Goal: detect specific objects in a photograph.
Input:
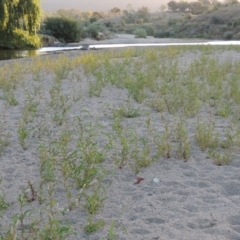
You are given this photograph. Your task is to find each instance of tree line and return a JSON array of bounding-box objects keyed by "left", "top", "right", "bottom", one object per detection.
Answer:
[{"left": 167, "top": 0, "right": 238, "bottom": 14}]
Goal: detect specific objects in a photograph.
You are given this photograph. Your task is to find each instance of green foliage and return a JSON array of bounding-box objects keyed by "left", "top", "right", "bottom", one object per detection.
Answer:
[
  {"left": 167, "top": 0, "right": 178, "bottom": 11},
  {"left": 168, "top": 18, "right": 178, "bottom": 26},
  {"left": 223, "top": 31, "right": 233, "bottom": 40},
  {"left": 85, "top": 22, "right": 106, "bottom": 39},
  {"left": 11, "top": 29, "right": 40, "bottom": 49},
  {"left": 134, "top": 28, "right": 147, "bottom": 38},
  {"left": 122, "top": 5, "right": 137, "bottom": 24},
  {"left": 85, "top": 23, "right": 99, "bottom": 38},
  {"left": 0, "top": 179, "right": 9, "bottom": 212},
  {"left": 89, "top": 17, "right": 97, "bottom": 23},
  {"left": 136, "top": 6, "right": 150, "bottom": 23},
  {"left": 84, "top": 218, "right": 105, "bottom": 233},
  {"left": 0, "top": 0, "right": 41, "bottom": 49},
  {"left": 44, "top": 17, "right": 82, "bottom": 42},
  {"left": 155, "top": 31, "right": 171, "bottom": 38},
  {"left": 141, "top": 25, "right": 155, "bottom": 36},
  {"left": 211, "top": 15, "right": 224, "bottom": 24}
]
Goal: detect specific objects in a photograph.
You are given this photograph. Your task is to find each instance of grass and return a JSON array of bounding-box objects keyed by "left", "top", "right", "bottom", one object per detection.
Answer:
[{"left": 0, "top": 45, "right": 240, "bottom": 238}]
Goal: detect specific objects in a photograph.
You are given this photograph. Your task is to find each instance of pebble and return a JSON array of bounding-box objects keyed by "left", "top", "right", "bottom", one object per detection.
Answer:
[{"left": 153, "top": 178, "right": 160, "bottom": 183}]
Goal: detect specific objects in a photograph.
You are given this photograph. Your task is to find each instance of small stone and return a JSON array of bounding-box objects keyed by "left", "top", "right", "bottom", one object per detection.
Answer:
[{"left": 153, "top": 178, "right": 160, "bottom": 183}]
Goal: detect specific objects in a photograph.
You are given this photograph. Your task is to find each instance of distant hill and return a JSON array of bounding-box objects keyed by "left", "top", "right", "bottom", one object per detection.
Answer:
[
  {"left": 168, "top": 3, "right": 240, "bottom": 39},
  {"left": 98, "top": 3, "right": 240, "bottom": 40}
]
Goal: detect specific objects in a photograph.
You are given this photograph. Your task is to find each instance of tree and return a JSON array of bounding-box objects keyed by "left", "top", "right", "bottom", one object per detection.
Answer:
[
  {"left": 159, "top": 4, "right": 167, "bottom": 12},
  {"left": 178, "top": 1, "right": 189, "bottom": 12},
  {"left": 167, "top": 1, "right": 178, "bottom": 11},
  {"left": 137, "top": 6, "right": 150, "bottom": 22},
  {"left": 0, "top": 0, "right": 41, "bottom": 48},
  {"left": 92, "top": 11, "right": 103, "bottom": 19},
  {"left": 0, "top": 0, "right": 41, "bottom": 34},
  {"left": 122, "top": 4, "right": 137, "bottom": 23},
  {"left": 189, "top": 1, "right": 206, "bottom": 14},
  {"left": 109, "top": 7, "right": 121, "bottom": 16}
]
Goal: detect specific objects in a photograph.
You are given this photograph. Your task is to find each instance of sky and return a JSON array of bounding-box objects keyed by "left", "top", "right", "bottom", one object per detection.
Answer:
[{"left": 40, "top": 0, "right": 166, "bottom": 12}]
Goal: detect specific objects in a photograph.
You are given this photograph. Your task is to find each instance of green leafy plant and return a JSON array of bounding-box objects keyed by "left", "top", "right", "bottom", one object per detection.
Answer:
[
  {"left": 18, "top": 121, "right": 29, "bottom": 150},
  {"left": 175, "top": 118, "right": 191, "bottom": 161},
  {"left": 208, "top": 149, "right": 231, "bottom": 166},
  {"left": 0, "top": 179, "right": 9, "bottom": 212},
  {"left": 108, "top": 220, "right": 117, "bottom": 240},
  {"left": 195, "top": 118, "right": 219, "bottom": 151},
  {"left": 84, "top": 218, "right": 105, "bottom": 234}
]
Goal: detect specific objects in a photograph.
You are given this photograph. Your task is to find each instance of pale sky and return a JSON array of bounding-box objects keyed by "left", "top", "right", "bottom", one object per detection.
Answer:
[{"left": 40, "top": 0, "right": 167, "bottom": 12}]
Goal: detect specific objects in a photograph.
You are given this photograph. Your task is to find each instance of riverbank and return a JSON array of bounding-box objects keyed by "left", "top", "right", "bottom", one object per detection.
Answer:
[{"left": 1, "top": 46, "right": 240, "bottom": 239}]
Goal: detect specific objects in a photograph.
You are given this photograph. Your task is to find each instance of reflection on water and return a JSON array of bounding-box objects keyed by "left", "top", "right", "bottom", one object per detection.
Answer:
[
  {"left": 0, "top": 49, "right": 37, "bottom": 61},
  {"left": 1, "top": 40, "right": 240, "bottom": 61}
]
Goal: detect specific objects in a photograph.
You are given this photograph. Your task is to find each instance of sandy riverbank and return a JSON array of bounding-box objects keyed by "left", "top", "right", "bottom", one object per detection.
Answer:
[{"left": 0, "top": 46, "right": 240, "bottom": 240}]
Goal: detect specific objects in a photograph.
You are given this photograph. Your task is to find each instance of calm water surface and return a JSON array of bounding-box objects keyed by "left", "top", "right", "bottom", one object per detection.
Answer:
[{"left": 0, "top": 49, "right": 38, "bottom": 61}]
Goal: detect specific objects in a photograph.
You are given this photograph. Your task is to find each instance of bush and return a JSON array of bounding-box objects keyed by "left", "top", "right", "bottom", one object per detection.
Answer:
[
  {"left": 168, "top": 18, "right": 178, "bottom": 26},
  {"left": 104, "top": 22, "right": 113, "bottom": 28},
  {"left": 85, "top": 23, "right": 106, "bottom": 39},
  {"left": 232, "top": 18, "right": 240, "bottom": 27},
  {"left": 44, "top": 17, "right": 82, "bottom": 42},
  {"left": 223, "top": 31, "right": 233, "bottom": 40},
  {"left": 154, "top": 31, "right": 170, "bottom": 38},
  {"left": 184, "top": 13, "right": 193, "bottom": 21},
  {"left": 125, "top": 28, "right": 135, "bottom": 34},
  {"left": 89, "top": 17, "right": 97, "bottom": 23},
  {"left": 141, "top": 25, "right": 155, "bottom": 36},
  {"left": 210, "top": 16, "right": 224, "bottom": 24},
  {"left": 134, "top": 28, "right": 147, "bottom": 38},
  {"left": 233, "top": 32, "right": 240, "bottom": 40}
]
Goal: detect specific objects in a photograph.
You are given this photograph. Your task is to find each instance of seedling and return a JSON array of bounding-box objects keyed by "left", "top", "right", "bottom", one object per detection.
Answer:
[
  {"left": 18, "top": 121, "right": 29, "bottom": 150},
  {"left": 108, "top": 220, "right": 117, "bottom": 240},
  {"left": 84, "top": 218, "right": 105, "bottom": 234},
  {"left": 208, "top": 149, "right": 231, "bottom": 166},
  {"left": 174, "top": 118, "right": 191, "bottom": 161},
  {"left": 195, "top": 118, "right": 219, "bottom": 151}
]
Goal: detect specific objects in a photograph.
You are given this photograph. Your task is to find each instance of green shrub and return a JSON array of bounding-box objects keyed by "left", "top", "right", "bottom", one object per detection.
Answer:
[
  {"left": 223, "top": 31, "right": 233, "bottom": 40},
  {"left": 89, "top": 17, "right": 97, "bottom": 23},
  {"left": 134, "top": 28, "right": 147, "bottom": 38},
  {"left": 185, "top": 13, "right": 193, "bottom": 20},
  {"left": 141, "top": 25, "right": 155, "bottom": 36},
  {"left": 125, "top": 28, "right": 135, "bottom": 34},
  {"left": 137, "top": 18, "right": 144, "bottom": 24},
  {"left": 168, "top": 18, "right": 178, "bottom": 26},
  {"left": 44, "top": 17, "right": 82, "bottom": 42},
  {"left": 232, "top": 18, "right": 240, "bottom": 27},
  {"left": 233, "top": 32, "right": 240, "bottom": 40},
  {"left": 104, "top": 22, "right": 113, "bottom": 28},
  {"left": 85, "top": 24, "right": 98, "bottom": 38},
  {"left": 210, "top": 16, "right": 224, "bottom": 24},
  {"left": 85, "top": 23, "right": 106, "bottom": 39},
  {"left": 155, "top": 31, "right": 170, "bottom": 38}
]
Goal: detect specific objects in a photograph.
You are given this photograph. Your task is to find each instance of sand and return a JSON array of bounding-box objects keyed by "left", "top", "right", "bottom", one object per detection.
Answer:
[{"left": 0, "top": 46, "right": 240, "bottom": 240}]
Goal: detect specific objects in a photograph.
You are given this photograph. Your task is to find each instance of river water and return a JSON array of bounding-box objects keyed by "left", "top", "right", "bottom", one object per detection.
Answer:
[{"left": 1, "top": 40, "right": 240, "bottom": 61}]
